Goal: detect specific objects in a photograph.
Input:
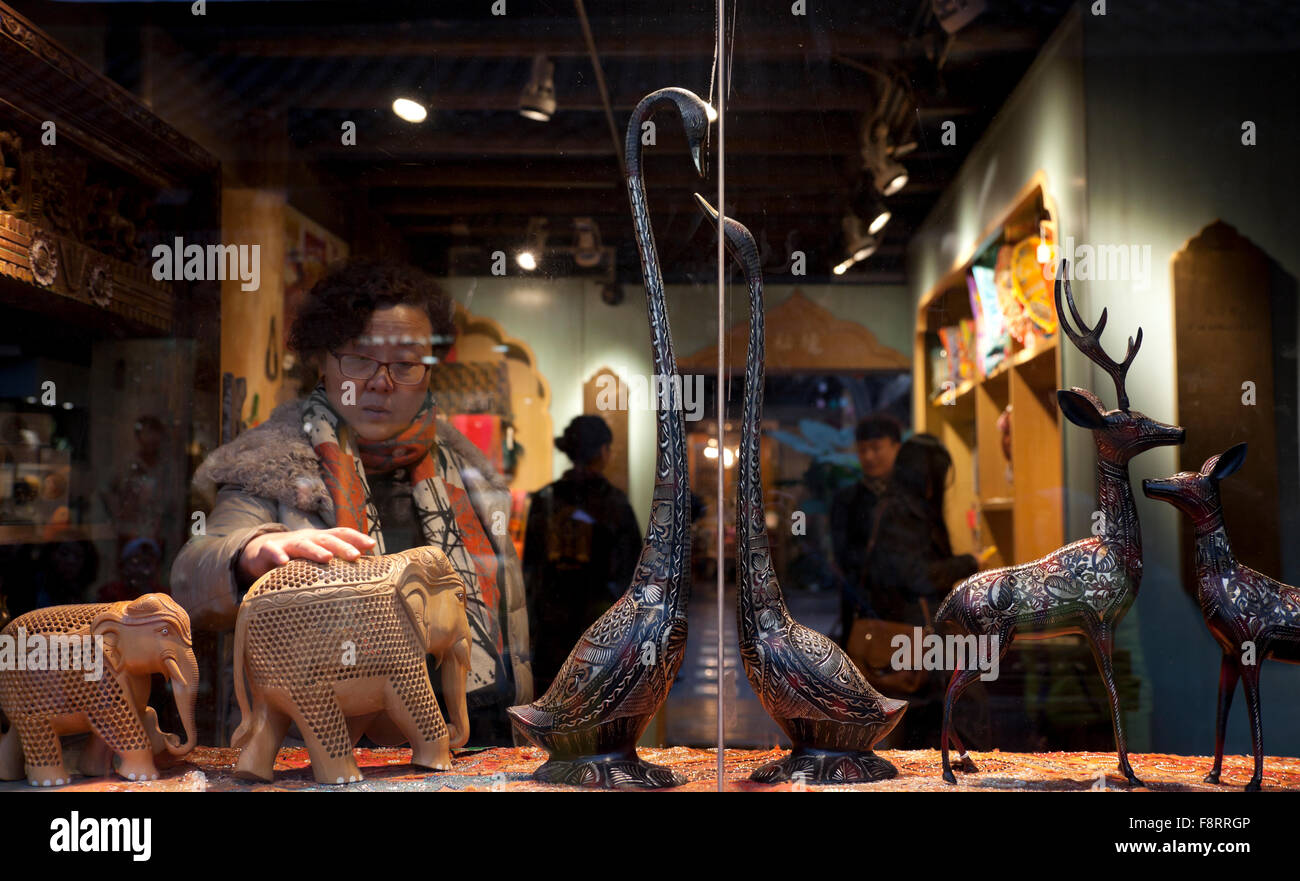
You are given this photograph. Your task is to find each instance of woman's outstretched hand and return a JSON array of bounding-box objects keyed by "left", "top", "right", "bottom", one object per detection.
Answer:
[{"left": 238, "top": 527, "right": 376, "bottom": 585}]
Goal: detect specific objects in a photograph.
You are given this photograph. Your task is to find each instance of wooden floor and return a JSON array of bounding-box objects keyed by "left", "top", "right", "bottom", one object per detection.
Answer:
[{"left": 4, "top": 746, "right": 1296, "bottom": 791}]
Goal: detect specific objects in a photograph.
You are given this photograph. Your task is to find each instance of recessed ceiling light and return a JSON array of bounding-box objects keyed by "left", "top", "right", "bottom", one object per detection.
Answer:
[{"left": 392, "top": 98, "right": 427, "bottom": 123}]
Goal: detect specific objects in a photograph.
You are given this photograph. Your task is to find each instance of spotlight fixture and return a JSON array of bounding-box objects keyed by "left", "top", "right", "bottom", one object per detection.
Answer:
[
  {"left": 834, "top": 215, "right": 880, "bottom": 276},
  {"left": 850, "top": 180, "right": 891, "bottom": 236},
  {"left": 519, "top": 55, "right": 557, "bottom": 122},
  {"left": 864, "top": 119, "right": 908, "bottom": 196},
  {"left": 392, "top": 97, "right": 427, "bottom": 124},
  {"left": 516, "top": 216, "right": 549, "bottom": 272},
  {"left": 933, "top": 0, "right": 987, "bottom": 34},
  {"left": 572, "top": 217, "right": 604, "bottom": 269}
]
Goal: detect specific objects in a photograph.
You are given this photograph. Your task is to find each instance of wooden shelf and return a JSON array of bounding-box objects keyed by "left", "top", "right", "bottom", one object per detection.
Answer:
[{"left": 914, "top": 174, "right": 1065, "bottom": 569}]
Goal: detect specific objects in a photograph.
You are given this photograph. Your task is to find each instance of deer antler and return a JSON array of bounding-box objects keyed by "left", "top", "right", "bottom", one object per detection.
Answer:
[{"left": 1054, "top": 259, "right": 1143, "bottom": 411}]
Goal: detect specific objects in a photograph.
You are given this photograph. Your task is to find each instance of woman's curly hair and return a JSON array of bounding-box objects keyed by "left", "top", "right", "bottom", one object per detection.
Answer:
[{"left": 288, "top": 259, "right": 456, "bottom": 358}]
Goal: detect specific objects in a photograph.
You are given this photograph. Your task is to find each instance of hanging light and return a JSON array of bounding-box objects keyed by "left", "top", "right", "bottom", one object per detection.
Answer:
[
  {"left": 516, "top": 217, "right": 548, "bottom": 272},
  {"left": 834, "top": 215, "right": 880, "bottom": 276},
  {"left": 392, "top": 97, "right": 427, "bottom": 123},
  {"left": 519, "top": 55, "right": 557, "bottom": 122},
  {"left": 850, "top": 179, "right": 891, "bottom": 237}
]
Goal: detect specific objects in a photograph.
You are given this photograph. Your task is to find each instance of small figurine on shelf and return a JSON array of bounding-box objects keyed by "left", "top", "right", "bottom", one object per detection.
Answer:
[
  {"left": 996, "top": 404, "right": 1013, "bottom": 486},
  {"left": 1143, "top": 443, "right": 1300, "bottom": 791},
  {"left": 0, "top": 594, "right": 198, "bottom": 786},
  {"left": 231, "top": 547, "right": 471, "bottom": 784}
]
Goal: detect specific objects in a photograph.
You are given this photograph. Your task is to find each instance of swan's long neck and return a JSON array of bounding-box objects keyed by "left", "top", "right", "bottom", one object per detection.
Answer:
[
  {"left": 735, "top": 247, "right": 789, "bottom": 630},
  {"left": 626, "top": 103, "right": 690, "bottom": 616}
]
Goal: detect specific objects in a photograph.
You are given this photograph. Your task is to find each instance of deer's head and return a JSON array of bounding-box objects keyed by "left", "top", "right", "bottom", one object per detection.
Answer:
[
  {"left": 1055, "top": 261, "right": 1185, "bottom": 462},
  {"left": 1142, "top": 442, "right": 1247, "bottom": 523}
]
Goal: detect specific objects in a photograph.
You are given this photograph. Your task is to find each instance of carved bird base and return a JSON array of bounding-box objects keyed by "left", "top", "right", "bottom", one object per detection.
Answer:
[
  {"left": 530, "top": 749, "right": 687, "bottom": 789},
  {"left": 750, "top": 747, "right": 898, "bottom": 785}
]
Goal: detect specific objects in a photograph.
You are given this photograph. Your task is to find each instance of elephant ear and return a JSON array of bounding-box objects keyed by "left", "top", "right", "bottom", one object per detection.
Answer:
[
  {"left": 90, "top": 611, "right": 125, "bottom": 673},
  {"left": 397, "top": 575, "right": 430, "bottom": 640}
]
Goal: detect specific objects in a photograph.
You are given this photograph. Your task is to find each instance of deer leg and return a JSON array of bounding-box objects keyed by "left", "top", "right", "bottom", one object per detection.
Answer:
[
  {"left": 1239, "top": 660, "right": 1264, "bottom": 791},
  {"left": 1204, "top": 653, "right": 1238, "bottom": 785},
  {"left": 1086, "top": 628, "right": 1142, "bottom": 787},
  {"left": 941, "top": 668, "right": 983, "bottom": 784}
]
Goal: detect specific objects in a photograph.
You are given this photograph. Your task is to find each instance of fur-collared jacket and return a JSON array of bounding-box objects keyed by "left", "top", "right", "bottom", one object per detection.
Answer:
[{"left": 170, "top": 399, "right": 532, "bottom": 708}]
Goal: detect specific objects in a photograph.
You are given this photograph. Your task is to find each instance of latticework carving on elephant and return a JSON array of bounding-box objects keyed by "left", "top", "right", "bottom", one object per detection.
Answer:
[
  {"left": 231, "top": 546, "right": 471, "bottom": 785},
  {"left": 0, "top": 594, "right": 199, "bottom": 786}
]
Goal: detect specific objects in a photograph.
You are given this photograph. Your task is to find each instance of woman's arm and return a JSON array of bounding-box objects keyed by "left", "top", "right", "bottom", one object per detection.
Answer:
[
  {"left": 169, "top": 486, "right": 373, "bottom": 631},
  {"left": 169, "top": 486, "right": 287, "bottom": 631}
]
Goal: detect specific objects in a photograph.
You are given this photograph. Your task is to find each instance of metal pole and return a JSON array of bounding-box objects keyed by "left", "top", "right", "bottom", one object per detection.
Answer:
[{"left": 715, "top": 0, "right": 726, "bottom": 793}]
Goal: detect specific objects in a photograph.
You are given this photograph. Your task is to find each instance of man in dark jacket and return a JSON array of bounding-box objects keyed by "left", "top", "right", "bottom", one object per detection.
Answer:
[
  {"left": 524, "top": 416, "right": 641, "bottom": 696},
  {"left": 830, "top": 414, "right": 902, "bottom": 647}
]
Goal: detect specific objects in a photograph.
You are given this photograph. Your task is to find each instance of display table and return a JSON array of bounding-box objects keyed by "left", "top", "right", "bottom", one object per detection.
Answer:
[{"left": 4, "top": 746, "right": 1298, "bottom": 791}]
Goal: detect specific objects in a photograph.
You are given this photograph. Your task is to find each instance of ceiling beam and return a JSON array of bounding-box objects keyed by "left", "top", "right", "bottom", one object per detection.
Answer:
[{"left": 214, "top": 20, "right": 1046, "bottom": 61}]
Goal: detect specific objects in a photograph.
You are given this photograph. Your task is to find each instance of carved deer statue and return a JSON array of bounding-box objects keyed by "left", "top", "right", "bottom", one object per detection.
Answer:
[
  {"left": 1143, "top": 443, "right": 1300, "bottom": 790},
  {"left": 934, "top": 262, "right": 1185, "bottom": 786}
]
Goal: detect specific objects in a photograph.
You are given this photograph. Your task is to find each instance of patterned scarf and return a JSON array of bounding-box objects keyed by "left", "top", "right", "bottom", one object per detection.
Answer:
[{"left": 302, "top": 384, "right": 504, "bottom": 695}]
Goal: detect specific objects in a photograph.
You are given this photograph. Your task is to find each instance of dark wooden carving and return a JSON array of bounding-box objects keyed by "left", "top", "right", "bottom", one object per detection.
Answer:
[
  {"left": 1144, "top": 444, "right": 1300, "bottom": 791},
  {"left": 507, "top": 89, "right": 708, "bottom": 788},
  {"left": 697, "top": 194, "right": 907, "bottom": 784},
  {"left": 935, "top": 263, "right": 1185, "bottom": 786},
  {"left": 0, "top": 2, "right": 217, "bottom": 334}
]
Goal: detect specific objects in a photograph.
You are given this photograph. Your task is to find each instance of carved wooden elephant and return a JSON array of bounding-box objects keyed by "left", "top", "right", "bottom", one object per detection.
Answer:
[
  {"left": 232, "top": 546, "right": 471, "bottom": 784},
  {"left": 0, "top": 594, "right": 199, "bottom": 786}
]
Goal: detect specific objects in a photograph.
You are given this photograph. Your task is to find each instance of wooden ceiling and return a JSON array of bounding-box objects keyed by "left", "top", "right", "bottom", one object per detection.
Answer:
[{"left": 17, "top": 0, "right": 1072, "bottom": 284}]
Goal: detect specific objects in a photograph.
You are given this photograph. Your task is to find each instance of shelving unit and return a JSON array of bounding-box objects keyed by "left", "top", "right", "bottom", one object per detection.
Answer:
[{"left": 912, "top": 176, "right": 1065, "bottom": 569}]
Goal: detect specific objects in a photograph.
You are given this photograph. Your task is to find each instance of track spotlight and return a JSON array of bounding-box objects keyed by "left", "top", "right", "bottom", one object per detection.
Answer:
[{"left": 520, "top": 55, "right": 557, "bottom": 122}]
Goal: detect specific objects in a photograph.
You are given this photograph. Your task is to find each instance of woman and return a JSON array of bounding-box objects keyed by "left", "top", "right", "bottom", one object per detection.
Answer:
[
  {"left": 862, "top": 433, "right": 980, "bottom": 748},
  {"left": 864, "top": 434, "right": 978, "bottom": 623},
  {"left": 523, "top": 416, "right": 641, "bottom": 696},
  {"left": 171, "top": 259, "right": 531, "bottom": 746}
]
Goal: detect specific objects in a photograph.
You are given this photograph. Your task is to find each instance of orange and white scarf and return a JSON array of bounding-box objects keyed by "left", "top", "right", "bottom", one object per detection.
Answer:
[{"left": 302, "top": 384, "right": 504, "bottom": 694}]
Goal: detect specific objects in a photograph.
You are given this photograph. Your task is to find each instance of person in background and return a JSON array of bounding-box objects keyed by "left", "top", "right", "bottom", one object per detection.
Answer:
[
  {"left": 863, "top": 433, "right": 979, "bottom": 746},
  {"left": 171, "top": 258, "right": 531, "bottom": 746},
  {"left": 101, "top": 415, "right": 171, "bottom": 560},
  {"left": 14, "top": 529, "right": 100, "bottom": 615},
  {"left": 830, "top": 414, "right": 902, "bottom": 646},
  {"left": 524, "top": 415, "right": 641, "bottom": 696},
  {"left": 98, "top": 537, "right": 167, "bottom": 603}
]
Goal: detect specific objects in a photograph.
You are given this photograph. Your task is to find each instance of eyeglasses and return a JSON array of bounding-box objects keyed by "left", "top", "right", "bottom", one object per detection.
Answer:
[{"left": 331, "top": 352, "right": 431, "bottom": 386}]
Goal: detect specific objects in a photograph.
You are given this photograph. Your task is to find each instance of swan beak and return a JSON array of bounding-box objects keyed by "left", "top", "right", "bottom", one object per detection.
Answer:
[{"left": 693, "top": 193, "right": 719, "bottom": 226}]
